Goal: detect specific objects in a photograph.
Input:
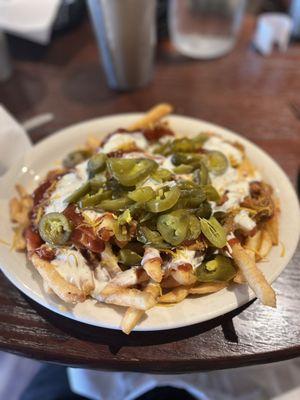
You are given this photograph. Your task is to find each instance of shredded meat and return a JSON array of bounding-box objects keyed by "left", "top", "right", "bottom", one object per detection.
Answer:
[{"left": 241, "top": 181, "right": 274, "bottom": 221}]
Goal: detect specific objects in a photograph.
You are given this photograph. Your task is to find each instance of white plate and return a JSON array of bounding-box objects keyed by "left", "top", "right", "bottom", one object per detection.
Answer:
[{"left": 0, "top": 114, "right": 299, "bottom": 331}]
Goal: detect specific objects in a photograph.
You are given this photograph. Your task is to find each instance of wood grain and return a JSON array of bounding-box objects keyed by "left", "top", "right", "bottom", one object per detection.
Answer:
[{"left": 0, "top": 16, "right": 299, "bottom": 372}]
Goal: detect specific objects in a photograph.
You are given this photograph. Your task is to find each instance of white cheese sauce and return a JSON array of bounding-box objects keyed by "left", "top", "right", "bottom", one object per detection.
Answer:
[
  {"left": 161, "top": 156, "right": 174, "bottom": 171},
  {"left": 92, "top": 266, "right": 111, "bottom": 299},
  {"left": 45, "top": 160, "right": 89, "bottom": 214},
  {"left": 203, "top": 136, "right": 243, "bottom": 165},
  {"left": 82, "top": 210, "right": 105, "bottom": 224},
  {"left": 234, "top": 209, "right": 256, "bottom": 232},
  {"left": 52, "top": 248, "right": 94, "bottom": 290},
  {"left": 163, "top": 249, "right": 204, "bottom": 271},
  {"left": 101, "top": 132, "right": 148, "bottom": 154},
  {"left": 203, "top": 136, "right": 261, "bottom": 213}
]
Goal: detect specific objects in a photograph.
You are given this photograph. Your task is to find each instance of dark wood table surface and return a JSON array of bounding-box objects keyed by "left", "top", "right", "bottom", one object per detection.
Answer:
[{"left": 0, "top": 16, "right": 299, "bottom": 373}]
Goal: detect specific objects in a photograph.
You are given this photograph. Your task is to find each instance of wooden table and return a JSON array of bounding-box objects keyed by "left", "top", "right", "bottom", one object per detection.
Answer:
[{"left": 0, "top": 16, "right": 299, "bottom": 373}]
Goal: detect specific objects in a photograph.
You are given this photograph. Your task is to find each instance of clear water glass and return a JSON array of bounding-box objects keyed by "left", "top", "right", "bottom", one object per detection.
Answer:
[{"left": 169, "top": 0, "right": 246, "bottom": 59}]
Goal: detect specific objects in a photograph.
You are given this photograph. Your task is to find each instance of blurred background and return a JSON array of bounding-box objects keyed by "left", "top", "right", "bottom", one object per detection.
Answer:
[{"left": 0, "top": 0, "right": 300, "bottom": 400}]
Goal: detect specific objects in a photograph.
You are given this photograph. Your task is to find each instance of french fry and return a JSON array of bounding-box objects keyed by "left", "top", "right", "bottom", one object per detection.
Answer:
[
  {"left": 15, "top": 183, "right": 28, "bottom": 198},
  {"left": 170, "top": 265, "right": 197, "bottom": 286},
  {"left": 11, "top": 224, "right": 26, "bottom": 251},
  {"left": 245, "top": 231, "right": 262, "bottom": 261},
  {"left": 121, "top": 282, "right": 160, "bottom": 334},
  {"left": 128, "top": 103, "right": 173, "bottom": 131},
  {"left": 85, "top": 135, "right": 101, "bottom": 152},
  {"left": 141, "top": 247, "right": 163, "bottom": 282},
  {"left": 100, "top": 269, "right": 148, "bottom": 296},
  {"left": 189, "top": 282, "right": 227, "bottom": 294},
  {"left": 161, "top": 275, "right": 180, "bottom": 289},
  {"left": 103, "top": 288, "right": 157, "bottom": 310},
  {"left": 31, "top": 254, "right": 86, "bottom": 303},
  {"left": 233, "top": 270, "right": 246, "bottom": 284},
  {"left": 109, "top": 268, "right": 148, "bottom": 287},
  {"left": 100, "top": 243, "right": 122, "bottom": 277},
  {"left": 159, "top": 286, "right": 189, "bottom": 303},
  {"left": 258, "top": 230, "right": 272, "bottom": 259},
  {"left": 233, "top": 248, "right": 255, "bottom": 284},
  {"left": 265, "top": 198, "right": 279, "bottom": 245},
  {"left": 100, "top": 284, "right": 120, "bottom": 297},
  {"left": 232, "top": 243, "right": 276, "bottom": 307}
]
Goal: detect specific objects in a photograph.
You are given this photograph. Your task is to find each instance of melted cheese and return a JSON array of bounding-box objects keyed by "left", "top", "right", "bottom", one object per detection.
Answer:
[
  {"left": 161, "top": 156, "right": 174, "bottom": 171},
  {"left": 234, "top": 210, "right": 256, "bottom": 232},
  {"left": 210, "top": 166, "right": 261, "bottom": 212},
  {"left": 163, "top": 249, "right": 204, "bottom": 271},
  {"left": 52, "top": 249, "right": 94, "bottom": 289},
  {"left": 203, "top": 136, "right": 243, "bottom": 165},
  {"left": 102, "top": 133, "right": 148, "bottom": 153},
  {"left": 92, "top": 266, "right": 111, "bottom": 298},
  {"left": 45, "top": 160, "right": 89, "bottom": 214},
  {"left": 82, "top": 210, "right": 105, "bottom": 224}
]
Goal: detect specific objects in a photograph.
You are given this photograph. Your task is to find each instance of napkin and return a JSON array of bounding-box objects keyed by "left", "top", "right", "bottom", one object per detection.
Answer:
[
  {"left": 0, "top": 0, "right": 61, "bottom": 44},
  {"left": 68, "top": 358, "right": 300, "bottom": 400},
  {"left": 253, "top": 13, "right": 293, "bottom": 56},
  {"left": 0, "top": 105, "right": 31, "bottom": 177}
]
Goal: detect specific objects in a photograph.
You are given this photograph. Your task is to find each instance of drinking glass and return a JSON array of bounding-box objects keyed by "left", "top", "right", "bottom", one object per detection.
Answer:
[
  {"left": 169, "top": 0, "right": 246, "bottom": 59},
  {"left": 87, "top": 0, "right": 157, "bottom": 90}
]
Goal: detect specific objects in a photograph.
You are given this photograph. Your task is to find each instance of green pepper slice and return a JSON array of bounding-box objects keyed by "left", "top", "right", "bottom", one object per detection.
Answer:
[
  {"left": 97, "top": 197, "right": 133, "bottom": 211},
  {"left": 186, "top": 214, "right": 202, "bottom": 240},
  {"left": 200, "top": 217, "right": 227, "bottom": 248},
  {"left": 107, "top": 158, "right": 158, "bottom": 187},
  {"left": 192, "top": 133, "right": 209, "bottom": 147},
  {"left": 202, "top": 185, "right": 220, "bottom": 202},
  {"left": 128, "top": 186, "right": 156, "bottom": 203},
  {"left": 171, "top": 153, "right": 201, "bottom": 167},
  {"left": 206, "top": 151, "right": 228, "bottom": 175},
  {"left": 79, "top": 189, "right": 112, "bottom": 208},
  {"left": 63, "top": 149, "right": 92, "bottom": 169},
  {"left": 196, "top": 255, "right": 236, "bottom": 282},
  {"left": 147, "top": 187, "right": 180, "bottom": 213},
  {"left": 157, "top": 210, "right": 188, "bottom": 246},
  {"left": 151, "top": 168, "right": 173, "bottom": 182},
  {"left": 193, "top": 162, "right": 210, "bottom": 185},
  {"left": 119, "top": 249, "right": 142, "bottom": 267},
  {"left": 66, "top": 182, "right": 91, "bottom": 204},
  {"left": 195, "top": 201, "right": 212, "bottom": 219},
  {"left": 173, "top": 164, "right": 194, "bottom": 174},
  {"left": 89, "top": 176, "right": 106, "bottom": 192},
  {"left": 136, "top": 226, "right": 169, "bottom": 248},
  {"left": 39, "top": 212, "right": 71, "bottom": 246},
  {"left": 87, "top": 154, "right": 107, "bottom": 178}
]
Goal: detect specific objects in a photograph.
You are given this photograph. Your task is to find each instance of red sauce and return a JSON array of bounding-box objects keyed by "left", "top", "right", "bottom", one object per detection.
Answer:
[
  {"left": 228, "top": 238, "right": 239, "bottom": 247},
  {"left": 63, "top": 204, "right": 104, "bottom": 253},
  {"left": 63, "top": 204, "right": 83, "bottom": 226},
  {"left": 35, "top": 245, "right": 55, "bottom": 261},
  {"left": 178, "top": 263, "right": 193, "bottom": 272},
  {"left": 25, "top": 226, "right": 43, "bottom": 252},
  {"left": 142, "top": 126, "right": 174, "bottom": 141},
  {"left": 71, "top": 227, "right": 105, "bottom": 253},
  {"left": 33, "top": 180, "right": 53, "bottom": 206}
]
